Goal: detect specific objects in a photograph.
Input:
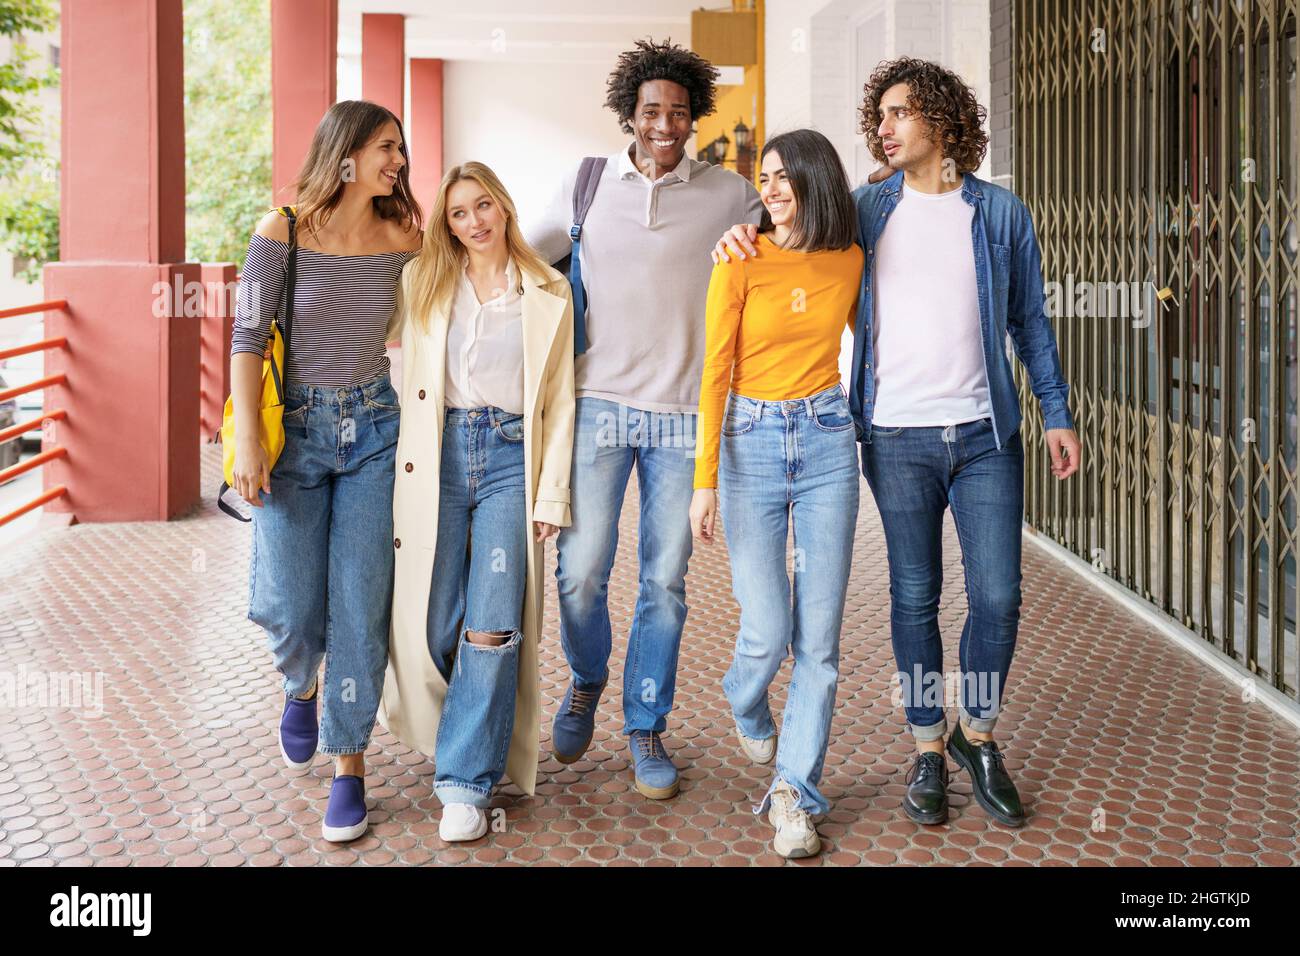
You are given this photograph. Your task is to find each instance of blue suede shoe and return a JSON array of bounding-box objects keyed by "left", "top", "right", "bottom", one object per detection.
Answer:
[
  {"left": 628, "top": 730, "right": 679, "bottom": 799},
  {"left": 322, "top": 774, "right": 368, "bottom": 843},
  {"left": 552, "top": 678, "right": 606, "bottom": 764},
  {"left": 278, "top": 690, "right": 318, "bottom": 775}
]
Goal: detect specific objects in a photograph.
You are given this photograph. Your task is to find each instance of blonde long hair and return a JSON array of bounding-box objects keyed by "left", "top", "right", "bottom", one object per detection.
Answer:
[
  {"left": 290, "top": 100, "right": 423, "bottom": 242},
  {"left": 406, "top": 162, "right": 552, "bottom": 331}
]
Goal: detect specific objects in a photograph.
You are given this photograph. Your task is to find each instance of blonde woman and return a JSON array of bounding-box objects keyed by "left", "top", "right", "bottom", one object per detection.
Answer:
[
  {"left": 229, "top": 101, "right": 423, "bottom": 843},
  {"left": 377, "top": 162, "right": 575, "bottom": 841}
]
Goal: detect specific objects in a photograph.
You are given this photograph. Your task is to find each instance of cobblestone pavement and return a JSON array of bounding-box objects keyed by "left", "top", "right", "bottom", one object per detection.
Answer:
[{"left": 1, "top": 445, "right": 1297, "bottom": 866}]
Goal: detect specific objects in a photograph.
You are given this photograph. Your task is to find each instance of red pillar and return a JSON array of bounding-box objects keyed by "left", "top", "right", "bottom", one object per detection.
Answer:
[
  {"left": 42, "top": 0, "right": 199, "bottom": 522},
  {"left": 200, "top": 263, "right": 236, "bottom": 443},
  {"left": 362, "top": 13, "right": 405, "bottom": 120},
  {"left": 409, "top": 58, "right": 444, "bottom": 217},
  {"left": 272, "top": 0, "right": 338, "bottom": 204}
]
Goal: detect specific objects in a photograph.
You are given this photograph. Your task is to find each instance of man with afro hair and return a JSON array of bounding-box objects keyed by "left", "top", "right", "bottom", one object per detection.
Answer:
[{"left": 526, "top": 38, "right": 764, "bottom": 801}]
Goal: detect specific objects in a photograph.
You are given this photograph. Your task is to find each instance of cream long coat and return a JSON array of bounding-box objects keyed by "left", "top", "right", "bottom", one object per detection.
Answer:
[{"left": 376, "top": 257, "right": 575, "bottom": 796}]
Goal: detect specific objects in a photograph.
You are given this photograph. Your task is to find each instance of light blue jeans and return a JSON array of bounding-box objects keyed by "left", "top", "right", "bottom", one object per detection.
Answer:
[
  {"left": 248, "top": 372, "right": 399, "bottom": 755},
  {"left": 429, "top": 406, "right": 528, "bottom": 809},
  {"left": 718, "top": 383, "right": 860, "bottom": 817},
  {"left": 555, "top": 396, "right": 697, "bottom": 734}
]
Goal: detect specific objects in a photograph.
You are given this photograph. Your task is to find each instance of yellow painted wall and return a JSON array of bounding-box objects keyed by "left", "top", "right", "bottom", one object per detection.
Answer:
[{"left": 693, "top": 0, "right": 764, "bottom": 187}]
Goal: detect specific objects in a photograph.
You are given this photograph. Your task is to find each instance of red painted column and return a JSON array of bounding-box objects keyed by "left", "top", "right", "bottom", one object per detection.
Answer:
[
  {"left": 409, "top": 57, "right": 444, "bottom": 217},
  {"left": 272, "top": 0, "right": 338, "bottom": 204},
  {"left": 362, "top": 13, "right": 405, "bottom": 120},
  {"left": 200, "top": 263, "right": 237, "bottom": 442},
  {"left": 42, "top": 0, "right": 199, "bottom": 522}
]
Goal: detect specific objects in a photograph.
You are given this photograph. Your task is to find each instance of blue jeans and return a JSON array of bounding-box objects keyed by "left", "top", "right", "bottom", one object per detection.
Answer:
[
  {"left": 718, "top": 383, "right": 859, "bottom": 817},
  {"left": 248, "top": 372, "right": 399, "bottom": 755},
  {"left": 429, "top": 407, "right": 528, "bottom": 808},
  {"left": 555, "top": 396, "right": 697, "bottom": 734},
  {"left": 859, "top": 417, "right": 1024, "bottom": 740}
]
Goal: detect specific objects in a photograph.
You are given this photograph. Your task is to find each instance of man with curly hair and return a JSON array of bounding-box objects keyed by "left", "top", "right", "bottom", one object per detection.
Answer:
[
  {"left": 525, "top": 39, "right": 764, "bottom": 800},
  {"left": 714, "top": 57, "right": 1080, "bottom": 828}
]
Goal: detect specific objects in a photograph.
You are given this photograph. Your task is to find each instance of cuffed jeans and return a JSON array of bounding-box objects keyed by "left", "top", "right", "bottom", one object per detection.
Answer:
[
  {"left": 428, "top": 407, "right": 528, "bottom": 809},
  {"left": 859, "top": 417, "right": 1024, "bottom": 740},
  {"left": 248, "top": 372, "right": 399, "bottom": 755},
  {"left": 719, "top": 383, "right": 859, "bottom": 817},
  {"left": 555, "top": 396, "right": 696, "bottom": 735}
]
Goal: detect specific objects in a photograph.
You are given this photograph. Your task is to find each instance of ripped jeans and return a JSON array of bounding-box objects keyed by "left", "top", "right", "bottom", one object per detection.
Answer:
[{"left": 428, "top": 406, "right": 528, "bottom": 809}]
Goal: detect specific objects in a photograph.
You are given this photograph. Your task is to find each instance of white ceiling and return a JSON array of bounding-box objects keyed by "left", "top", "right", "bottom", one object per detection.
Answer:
[{"left": 338, "top": 0, "right": 703, "bottom": 63}]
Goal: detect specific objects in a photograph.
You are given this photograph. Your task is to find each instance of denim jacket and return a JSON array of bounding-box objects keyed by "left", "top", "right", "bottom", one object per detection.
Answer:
[{"left": 848, "top": 169, "right": 1073, "bottom": 449}]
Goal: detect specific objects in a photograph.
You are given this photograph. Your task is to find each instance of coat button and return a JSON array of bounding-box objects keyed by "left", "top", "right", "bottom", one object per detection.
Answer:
[
  {"left": 418, "top": 389, "right": 426, "bottom": 399},
  {"left": 404, "top": 462, "right": 413, "bottom": 472},
  {"left": 394, "top": 537, "right": 401, "bottom": 548}
]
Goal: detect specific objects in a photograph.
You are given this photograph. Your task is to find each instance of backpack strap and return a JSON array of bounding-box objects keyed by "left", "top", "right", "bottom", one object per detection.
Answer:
[
  {"left": 275, "top": 205, "right": 298, "bottom": 392},
  {"left": 566, "top": 157, "right": 606, "bottom": 355}
]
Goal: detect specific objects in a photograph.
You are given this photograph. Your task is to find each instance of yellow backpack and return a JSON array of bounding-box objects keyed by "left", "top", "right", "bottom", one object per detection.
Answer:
[{"left": 218, "top": 205, "right": 297, "bottom": 521}]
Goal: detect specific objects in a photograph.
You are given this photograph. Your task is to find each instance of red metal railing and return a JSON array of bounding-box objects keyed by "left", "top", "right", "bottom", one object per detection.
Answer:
[{"left": 0, "top": 299, "right": 69, "bottom": 527}]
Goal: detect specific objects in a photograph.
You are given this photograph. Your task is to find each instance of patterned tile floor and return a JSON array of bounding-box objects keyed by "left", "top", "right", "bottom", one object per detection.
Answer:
[{"left": 1, "top": 444, "right": 1297, "bottom": 867}]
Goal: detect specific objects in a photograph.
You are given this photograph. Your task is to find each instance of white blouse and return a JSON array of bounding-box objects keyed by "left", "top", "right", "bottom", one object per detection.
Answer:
[{"left": 444, "top": 256, "right": 526, "bottom": 414}]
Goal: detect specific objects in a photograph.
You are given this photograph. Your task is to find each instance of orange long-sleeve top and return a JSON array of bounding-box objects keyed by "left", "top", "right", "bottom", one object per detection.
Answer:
[{"left": 695, "top": 233, "right": 864, "bottom": 489}]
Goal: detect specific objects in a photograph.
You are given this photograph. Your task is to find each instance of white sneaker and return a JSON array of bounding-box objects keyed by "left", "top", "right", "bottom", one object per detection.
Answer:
[
  {"left": 439, "top": 803, "right": 488, "bottom": 842},
  {"left": 736, "top": 722, "right": 776, "bottom": 764},
  {"left": 767, "top": 780, "right": 821, "bottom": 859}
]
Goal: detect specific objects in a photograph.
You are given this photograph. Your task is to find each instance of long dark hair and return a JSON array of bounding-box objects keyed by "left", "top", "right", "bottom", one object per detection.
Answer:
[
  {"left": 761, "top": 129, "right": 856, "bottom": 253},
  {"left": 289, "top": 100, "right": 424, "bottom": 241}
]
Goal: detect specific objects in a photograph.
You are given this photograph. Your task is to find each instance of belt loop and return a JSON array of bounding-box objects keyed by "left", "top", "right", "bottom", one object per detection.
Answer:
[{"left": 942, "top": 424, "right": 957, "bottom": 443}]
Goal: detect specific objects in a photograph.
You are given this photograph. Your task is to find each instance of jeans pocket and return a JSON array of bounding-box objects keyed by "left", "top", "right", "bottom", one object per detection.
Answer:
[
  {"left": 282, "top": 400, "right": 308, "bottom": 428},
  {"left": 811, "top": 398, "right": 854, "bottom": 433},
  {"left": 365, "top": 384, "right": 401, "bottom": 414},
  {"left": 870, "top": 424, "right": 906, "bottom": 438},
  {"left": 495, "top": 414, "right": 525, "bottom": 443},
  {"left": 722, "top": 403, "right": 755, "bottom": 437}
]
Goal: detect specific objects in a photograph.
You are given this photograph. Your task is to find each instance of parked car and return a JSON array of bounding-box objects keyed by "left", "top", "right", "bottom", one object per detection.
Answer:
[
  {"left": 0, "top": 373, "right": 19, "bottom": 475},
  {"left": 0, "top": 342, "right": 45, "bottom": 451}
]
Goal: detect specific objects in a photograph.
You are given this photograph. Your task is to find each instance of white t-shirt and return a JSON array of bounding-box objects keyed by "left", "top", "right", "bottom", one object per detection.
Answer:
[{"left": 870, "top": 181, "right": 992, "bottom": 428}]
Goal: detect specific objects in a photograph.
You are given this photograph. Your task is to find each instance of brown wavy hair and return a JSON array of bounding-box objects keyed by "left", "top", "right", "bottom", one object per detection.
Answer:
[
  {"left": 858, "top": 58, "right": 988, "bottom": 174},
  {"left": 289, "top": 100, "right": 423, "bottom": 242}
]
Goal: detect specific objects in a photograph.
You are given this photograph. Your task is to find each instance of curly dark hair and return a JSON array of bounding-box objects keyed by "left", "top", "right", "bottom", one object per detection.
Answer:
[
  {"left": 858, "top": 57, "right": 988, "bottom": 174},
  {"left": 604, "top": 38, "right": 719, "bottom": 134}
]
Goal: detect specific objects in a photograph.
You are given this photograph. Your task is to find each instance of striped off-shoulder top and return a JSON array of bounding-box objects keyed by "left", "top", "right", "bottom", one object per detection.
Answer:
[{"left": 230, "top": 233, "right": 418, "bottom": 387}]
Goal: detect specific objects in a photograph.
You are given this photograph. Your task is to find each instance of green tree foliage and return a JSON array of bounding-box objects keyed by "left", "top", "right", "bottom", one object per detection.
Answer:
[
  {"left": 184, "top": 0, "right": 271, "bottom": 267},
  {"left": 0, "top": 0, "right": 57, "bottom": 283}
]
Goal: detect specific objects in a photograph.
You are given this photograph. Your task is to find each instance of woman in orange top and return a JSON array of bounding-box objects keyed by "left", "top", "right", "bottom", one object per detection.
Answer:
[{"left": 689, "top": 128, "right": 863, "bottom": 859}]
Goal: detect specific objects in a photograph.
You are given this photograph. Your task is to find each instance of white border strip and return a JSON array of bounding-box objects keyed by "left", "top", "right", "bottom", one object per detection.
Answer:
[{"left": 1023, "top": 527, "right": 1300, "bottom": 732}]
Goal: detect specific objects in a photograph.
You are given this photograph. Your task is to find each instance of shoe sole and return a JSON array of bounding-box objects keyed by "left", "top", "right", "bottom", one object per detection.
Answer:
[
  {"left": 902, "top": 800, "right": 949, "bottom": 826},
  {"left": 279, "top": 736, "right": 316, "bottom": 776},
  {"left": 774, "top": 835, "right": 821, "bottom": 859},
  {"left": 737, "top": 728, "right": 776, "bottom": 765},
  {"left": 440, "top": 819, "right": 489, "bottom": 842},
  {"left": 321, "top": 818, "right": 368, "bottom": 843},
  {"left": 553, "top": 738, "right": 591, "bottom": 765},
  {"left": 947, "top": 747, "right": 1025, "bottom": 827},
  {"left": 633, "top": 774, "right": 680, "bottom": 800}
]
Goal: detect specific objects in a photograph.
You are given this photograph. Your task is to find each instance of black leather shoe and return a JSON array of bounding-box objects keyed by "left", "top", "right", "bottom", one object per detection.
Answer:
[
  {"left": 946, "top": 722, "right": 1025, "bottom": 827},
  {"left": 902, "top": 750, "right": 950, "bottom": 825}
]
